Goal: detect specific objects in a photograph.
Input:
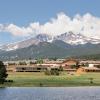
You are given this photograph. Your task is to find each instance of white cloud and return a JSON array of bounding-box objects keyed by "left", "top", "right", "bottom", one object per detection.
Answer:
[
  {"left": 0, "top": 12, "right": 100, "bottom": 38},
  {"left": 5, "top": 24, "right": 33, "bottom": 37}
]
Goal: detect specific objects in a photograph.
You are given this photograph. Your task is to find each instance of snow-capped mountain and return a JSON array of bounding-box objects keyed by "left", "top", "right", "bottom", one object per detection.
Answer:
[
  {"left": 35, "top": 34, "right": 53, "bottom": 42},
  {"left": 0, "top": 31, "right": 100, "bottom": 51},
  {"left": 0, "top": 34, "right": 52, "bottom": 51},
  {"left": 54, "top": 31, "right": 100, "bottom": 45}
]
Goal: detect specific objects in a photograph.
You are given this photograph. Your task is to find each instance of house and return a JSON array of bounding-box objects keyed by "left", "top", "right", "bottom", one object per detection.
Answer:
[
  {"left": 15, "top": 65, "right": 47, "bottom": 72},
  {"left": 61, "top": 59, "right": 78, "bottom": 69},
  {"left": 80, "top": 60, "right": 100, "bottom": 68}
]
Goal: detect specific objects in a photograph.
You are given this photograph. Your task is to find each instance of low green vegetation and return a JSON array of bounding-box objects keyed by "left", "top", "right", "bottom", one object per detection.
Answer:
[
  {"left": 45, "top": 68, "right": 60, "bottom": 76},
  {"left": 0, "top": 72, "right": 100, "bottom": 87}
]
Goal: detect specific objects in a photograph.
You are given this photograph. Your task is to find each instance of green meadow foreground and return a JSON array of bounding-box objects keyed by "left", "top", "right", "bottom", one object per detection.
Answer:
[{"left": 1, "top": 72, "right": 100, "bottom": 87}]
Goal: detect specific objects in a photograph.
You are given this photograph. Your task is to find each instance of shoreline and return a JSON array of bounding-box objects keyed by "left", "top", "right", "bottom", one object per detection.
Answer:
[{"left": 1, "top": 86, "right": 100, "bottom": 88}]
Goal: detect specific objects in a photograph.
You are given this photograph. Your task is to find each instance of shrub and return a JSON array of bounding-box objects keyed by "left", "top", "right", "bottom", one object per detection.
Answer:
[
  {"left": 45, "top": 68, "right": 60, "bottom": 76},
  {"left": 5, "top": 80, "right": 13, "bottom": 83},
  {"left": 44, "top": 70, "right": 51, "bottom": 75},
  {"left": 59, "top": 66, "right": 63, "bottom": 71},
  {"left": 50, "top": 70, "right": 59, "bottom": 76}
]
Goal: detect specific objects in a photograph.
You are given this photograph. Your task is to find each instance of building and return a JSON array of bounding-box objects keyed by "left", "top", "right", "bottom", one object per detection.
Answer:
[
  {"left": 15, "top": 65, "right": 47, "bottom": 72},
  {"left": 4, "top": 59, "right": 60, "bottom": 72},
  {"left": 5, "top": 59, "right": 100, "bottom": 73},
  {"left": 4, "top": 59, "right": 78, "bottom": 72},
  {"left": 80, "top": 60, "right": 100, "bottom": 68},
  {"left": 61, "top": 59, "right": 78, "bottom": 69}
]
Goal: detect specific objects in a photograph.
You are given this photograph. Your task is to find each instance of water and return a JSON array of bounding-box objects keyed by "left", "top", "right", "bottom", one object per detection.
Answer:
[{"left": 0, "top": 87, "right": 100, "bottom": 100}]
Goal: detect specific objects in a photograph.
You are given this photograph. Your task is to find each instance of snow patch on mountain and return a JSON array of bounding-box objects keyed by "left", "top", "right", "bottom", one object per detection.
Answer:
[
  {"left": 54, "top": 31, "right": 100, "bottom": 45},
  {"left": 1, "top": 31, "right": 100, "bottom": 51}
]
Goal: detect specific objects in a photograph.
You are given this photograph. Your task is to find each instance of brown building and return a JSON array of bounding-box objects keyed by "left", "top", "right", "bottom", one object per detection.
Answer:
[{"left": 61, "top": 59, "right": 78, "bottom": 69}]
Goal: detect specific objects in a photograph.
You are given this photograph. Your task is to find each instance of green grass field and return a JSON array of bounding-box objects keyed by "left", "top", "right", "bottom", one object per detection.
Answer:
[{"left": 1, "top": 71, "right": 100, "bottom": 87}]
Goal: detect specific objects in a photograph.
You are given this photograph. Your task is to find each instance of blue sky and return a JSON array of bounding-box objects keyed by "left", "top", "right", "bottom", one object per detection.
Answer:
[{"left": 0, "top": 0, "right": 100, "bottom": 45}]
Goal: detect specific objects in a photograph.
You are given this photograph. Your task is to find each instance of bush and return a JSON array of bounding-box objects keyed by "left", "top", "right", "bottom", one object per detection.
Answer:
[
  {"left": 59, "top": 66, "right": 63, "bottom": 71},
  {"left": 50, "top": 69, "right": 59, "bottom": 76},
  {"left": 45, "top": 68, "right": 60, "bottom": 76},
  {"left": 39, "top": 83, "right": 43, "bottom": 87},
  {"left": 44, "top": 70, "right": 51, "bottom": 75},
  {"left": 5, "top": 80, "right": 14, "bottom": 83},
  {"left": 19, "top": 62, "right": 27, "bottom": 65},
  {"left": 7, "top": 80, "right": 14, "bottom": 83}
]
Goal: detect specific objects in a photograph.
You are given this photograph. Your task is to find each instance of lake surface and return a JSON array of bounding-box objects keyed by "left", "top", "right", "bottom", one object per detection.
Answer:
[{"left": 0, "top": 87, "right": 100, "bottom": 100}]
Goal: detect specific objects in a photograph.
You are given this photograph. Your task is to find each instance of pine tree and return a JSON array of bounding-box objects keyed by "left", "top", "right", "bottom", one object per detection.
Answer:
[{"left": 0, "top": 61, "right": 8, "bottom": 84}]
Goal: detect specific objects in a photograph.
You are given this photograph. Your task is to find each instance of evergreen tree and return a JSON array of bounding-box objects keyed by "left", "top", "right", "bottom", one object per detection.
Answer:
[{"left": 0, "top": 61, "right": 8, "bottom": 84}]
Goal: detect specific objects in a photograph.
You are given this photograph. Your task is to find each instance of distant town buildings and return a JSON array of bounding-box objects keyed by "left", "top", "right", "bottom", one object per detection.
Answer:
[{"left": 3, "top": 58, "right": 100, "bottom": 72}]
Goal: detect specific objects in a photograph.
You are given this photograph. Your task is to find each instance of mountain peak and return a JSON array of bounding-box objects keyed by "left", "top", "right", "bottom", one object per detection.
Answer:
[
  {"left": 54, "top": 31, "right": 100, "bottom": 45},
  {"left": 1, "top": 31, "right": 100, "bottom": 51},
  {"left": 36, "top": 34, "right": 52, "bottom": 42}
]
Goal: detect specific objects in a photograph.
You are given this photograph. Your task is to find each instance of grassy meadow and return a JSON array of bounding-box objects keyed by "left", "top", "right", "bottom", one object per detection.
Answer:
[{"left": 0, "top": 71, "right": 100, "bottom": 87}]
